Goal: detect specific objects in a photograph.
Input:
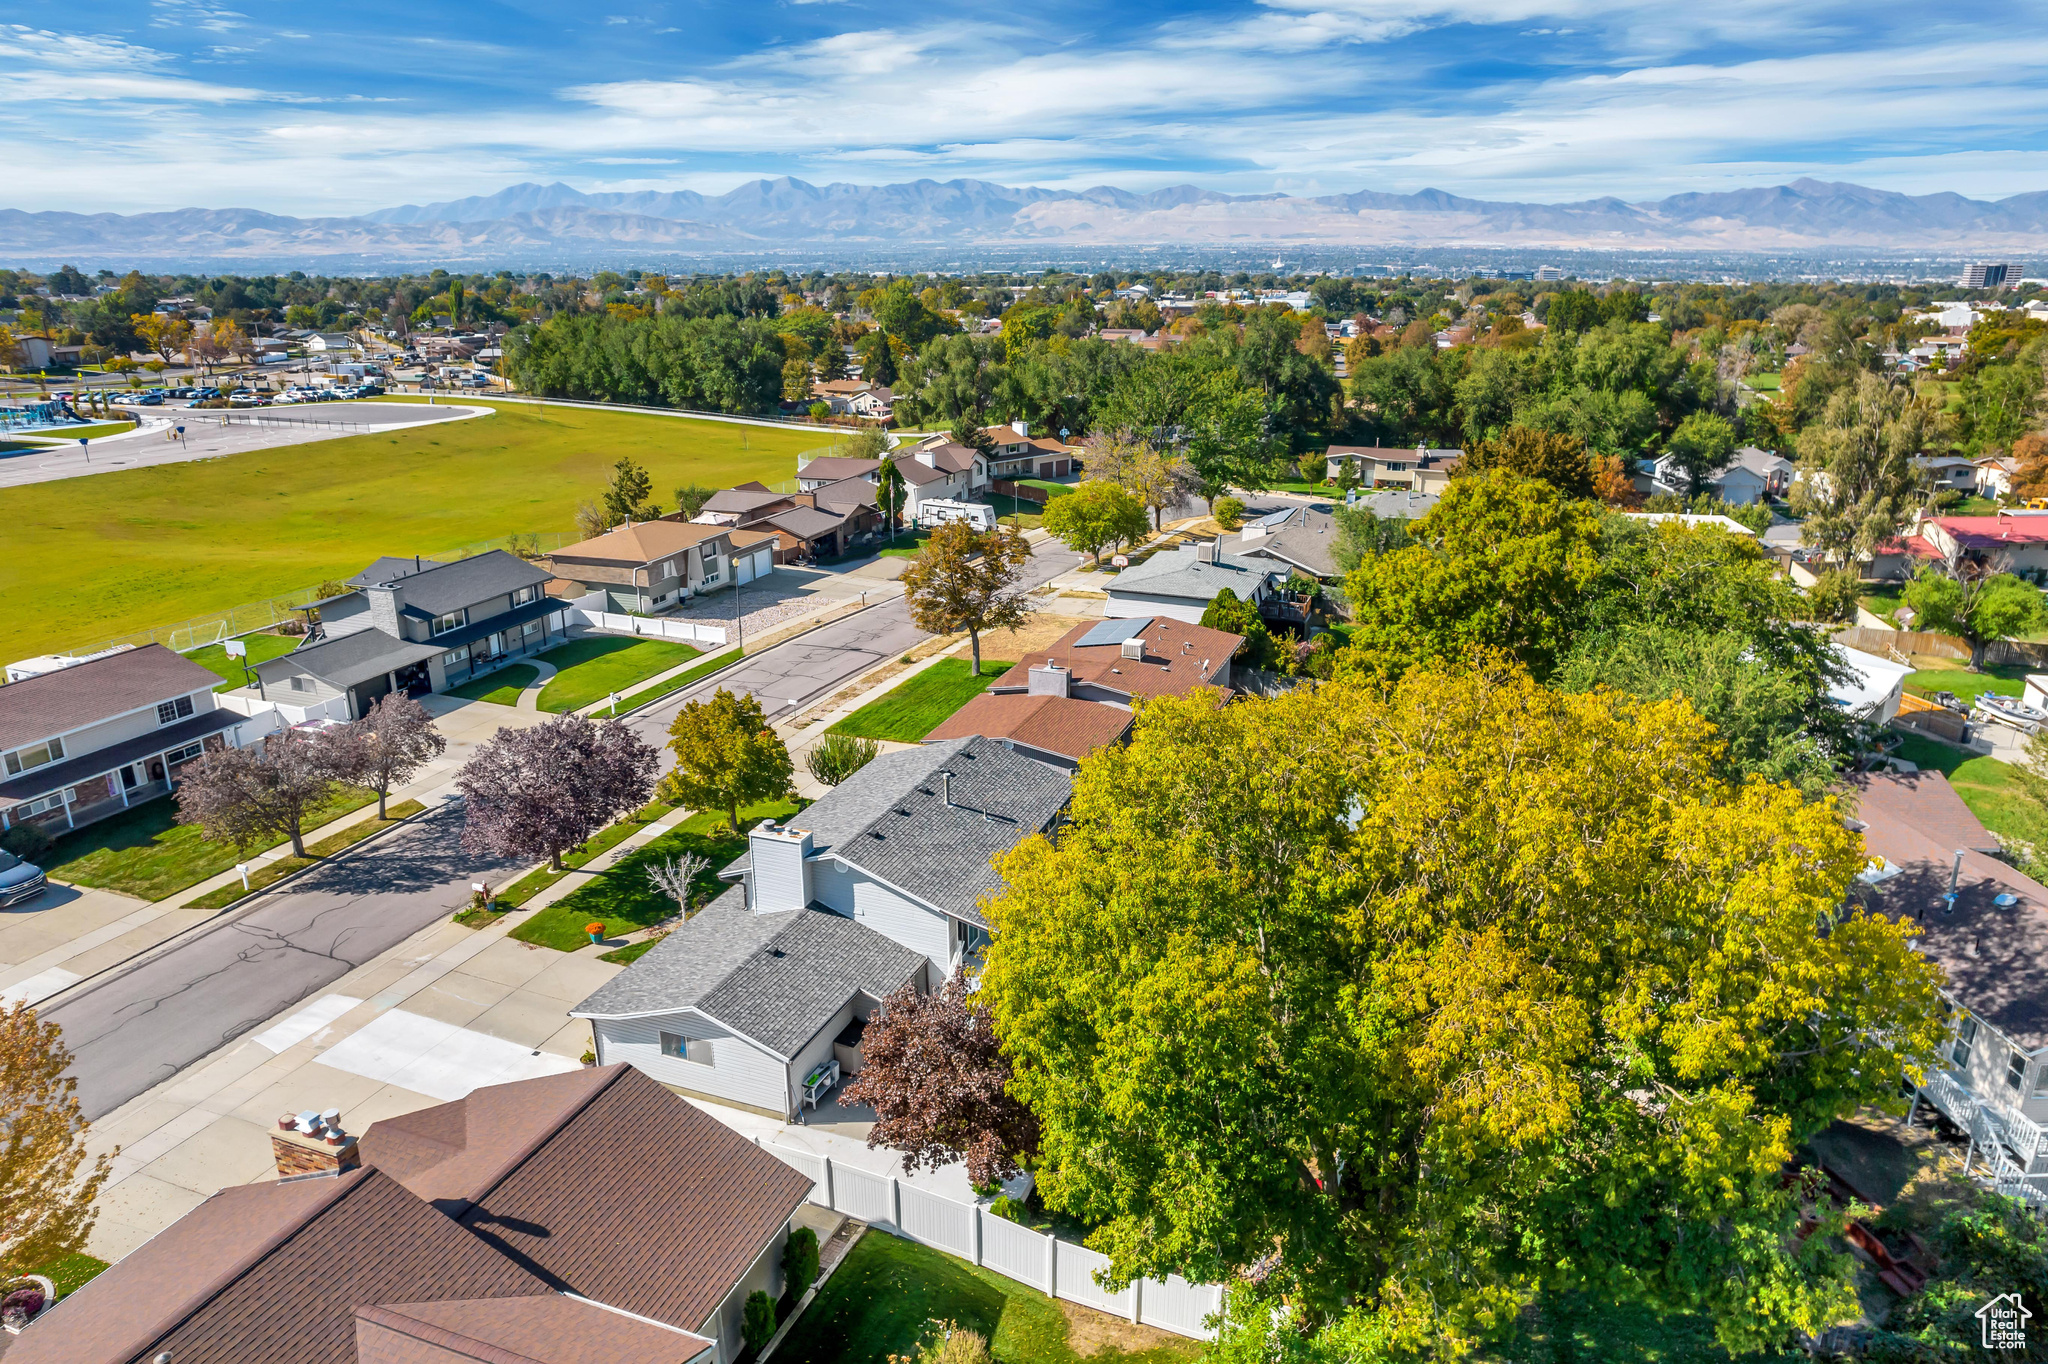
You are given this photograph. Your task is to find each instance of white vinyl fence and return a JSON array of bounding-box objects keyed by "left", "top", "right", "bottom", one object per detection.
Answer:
[
  {"left": 760, "top": 1142, "right": 1221, "bottom": 1340},
  {"left": 566, "top": 606, "right": 730, "bottom": 647}
]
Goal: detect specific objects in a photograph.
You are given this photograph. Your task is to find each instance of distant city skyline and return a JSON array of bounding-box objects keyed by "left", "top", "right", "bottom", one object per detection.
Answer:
[{"left": 2, "top": 0, "right": 2045, "bottom": 216}]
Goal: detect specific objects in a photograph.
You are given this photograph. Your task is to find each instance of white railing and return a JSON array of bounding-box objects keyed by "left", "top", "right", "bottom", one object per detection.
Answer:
[
  {"left": 760, "top": 1141, "right": 1221, "bottom": 1341},
  {"left": 1987, "top": 1104, "right": 2047, "bottom": 1168},
  {"left": 1920, "top": 1067, "right": 1980, "bottom": 1129}
]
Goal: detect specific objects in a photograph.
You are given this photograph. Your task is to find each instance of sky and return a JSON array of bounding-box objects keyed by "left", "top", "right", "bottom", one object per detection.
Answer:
[{"left": 3, "top": 0, "right": 2046, "bottom": 216}]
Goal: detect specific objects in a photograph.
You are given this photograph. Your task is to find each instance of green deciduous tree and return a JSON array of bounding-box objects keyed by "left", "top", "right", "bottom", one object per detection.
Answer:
[
  {"left": 659, "top": 689, "right": 795, "bottom": 833},
  {"left": 981, "top": 669, "right": 1948, "bottom": 1358},
  {"left": 1660, "top": 411, "right": 1740, "bottom": 496},
  {"left": 1903, "top": 547, "right": 2048, "bottom": 670},
  {"left": 0, "top": 1002, "right": 114, "bottom": 1284},
  {"left": 601, "top": 455, "right": 653, "bottom": 523},
  {"left": 1040, "top": 480, "right": 1148, "bottom": 568},
  {"left": 875, "top": 457, "right": 908, "bottom": 540},
  {"left": 1792, "top": 372, "right": 1946, "bottom": 569},
  {"left": 1460, "top": 424, "right": 1595, "bottom": 498},
  {"left": 900, "top": 522, "right": 1033, "bottom": 675}
]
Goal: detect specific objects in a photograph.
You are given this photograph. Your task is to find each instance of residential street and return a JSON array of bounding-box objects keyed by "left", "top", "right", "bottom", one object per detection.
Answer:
[{"left": 45, "top": 802, "right": 521, "bottom": 1120}]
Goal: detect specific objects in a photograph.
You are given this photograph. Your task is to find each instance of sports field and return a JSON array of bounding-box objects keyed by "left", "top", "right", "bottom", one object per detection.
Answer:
[{"left": 1, "top": 401, "right": 816, "bottom": 659}]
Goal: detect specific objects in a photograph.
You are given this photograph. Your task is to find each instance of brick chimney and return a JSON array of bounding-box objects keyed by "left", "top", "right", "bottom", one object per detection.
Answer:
[{"left": 272, "top": 1108, "right": 359, "bottom": 1179}]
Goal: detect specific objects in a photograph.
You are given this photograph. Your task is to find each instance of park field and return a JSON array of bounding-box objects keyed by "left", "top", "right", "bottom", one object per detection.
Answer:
[{"left": 0, "top": 400, "right": 817, "bottom": 660}]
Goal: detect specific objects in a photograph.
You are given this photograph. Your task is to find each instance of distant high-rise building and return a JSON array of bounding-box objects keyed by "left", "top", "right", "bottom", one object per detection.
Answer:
[
  {"left": 1535, "top": 265, "right": 1565, "bottom": 281},
  {"left": 1963, "top": 262, "right": 2014, "bottom": 289}
]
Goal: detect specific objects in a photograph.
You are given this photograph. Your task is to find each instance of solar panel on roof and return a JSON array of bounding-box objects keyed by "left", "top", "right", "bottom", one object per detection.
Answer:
[
  {"left": 1253, "top": 508, "right": 1293, "bottom": 528},
  {"left": 1074, "top": 617, "right": 1152, "bottom": 647}
]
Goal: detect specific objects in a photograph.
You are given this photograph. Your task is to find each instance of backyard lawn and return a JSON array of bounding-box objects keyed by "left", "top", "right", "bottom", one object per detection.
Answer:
[
  {"left": 829, "top": 660, "right": 1014, "bottom": 742},
  {"left": 447, "top": 663, "right": 537, "bottom": 705},
  {"left": 1889, "top": 733, "right": 2048, "bottom": 848},
  {"left": 1900, "top": 656, "right": 2028, "bottom": 708},
  {"left": 510, "top": 799, "right": 798, "bottom": 950},
  {"left": 875, "top": 528, "right": 937, "bottom": 560},
  {"left": 41, "top": 785, "right": 379, "bottom": 901},
  {"left": 774, "top": 1231, "right": 1199, "bottom": 1364},
  {"left": 1743, "top": 371, "right": 1783, "bottom": 391},
  {"left": 181, "top": 632, "right": 304, "bottom": 690},
  {"left": 0, "top": 399, "right": 815, "bottom": 660},
  {"left": 535, "top": 637, "right": 701, "bottom": 713}
]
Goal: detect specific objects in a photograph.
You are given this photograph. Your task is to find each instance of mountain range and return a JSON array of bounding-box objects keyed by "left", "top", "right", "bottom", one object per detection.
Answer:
[{"left": 4, "top": 177, "right": 2046, "bottom": 265}]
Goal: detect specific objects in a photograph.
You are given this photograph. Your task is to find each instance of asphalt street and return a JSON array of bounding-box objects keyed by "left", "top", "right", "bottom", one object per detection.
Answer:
[
  {"left": 47, "top": 801, "right": 520, "bottom": 1119},
  {"left": 44, "top": 540, "right": 1084, "bottom": 1119}
]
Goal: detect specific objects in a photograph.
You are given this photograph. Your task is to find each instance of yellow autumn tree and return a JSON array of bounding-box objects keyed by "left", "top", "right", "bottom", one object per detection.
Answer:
[
  {"left": 0, "top": 1002, "right": 114, "bottom": 1280},
  {"left": 981, "top": 666, "right": 1949, "bottom": 1358}
]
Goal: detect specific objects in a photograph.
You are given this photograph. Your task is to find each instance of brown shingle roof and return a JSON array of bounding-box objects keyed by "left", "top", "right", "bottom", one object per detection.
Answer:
[
  {"left": 0, "top": 644, "right": 222, "bottom": 749},
  {"left": 10, "top": 1169, "right": 550, "bottom": 1364},
  {"left": 796, "top": 456, "right": 882, "bottom": 483},
  {"left": 994, "top": 617, "right": 1243, "bottom": 702},
  {"left": 546, "top": 521, "right": 729, "bottom": 567},
  {"left": 923, "top": 691, "right": 1134, "bottom": 761},
  {"left": 377, "top": 1066, "right": 811, "bottom": 1333},
  {"left": 360, "top": 1065, "right": 616, "bottom": 1210},
  {"left": 355, "top": 1295, "right": 714, "bottom": 1364}
]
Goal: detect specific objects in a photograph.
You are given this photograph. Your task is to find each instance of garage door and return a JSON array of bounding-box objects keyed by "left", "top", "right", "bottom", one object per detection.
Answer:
[
  {"left": 736, "top": 553, "right": 755, "bottom": 585},
  {"left": 753, "top": 548, "right": 773, "bottom": 579}
]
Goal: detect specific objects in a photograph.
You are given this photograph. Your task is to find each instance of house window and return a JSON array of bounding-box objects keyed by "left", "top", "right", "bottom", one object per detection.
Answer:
[
  {"left": 1953, "top": 1015, "right": 1979, "bottom": 1069},
  {"left": 2008, "top": 1048, "right": 2029, "bottom": 1092},
  {"left": 700, "top": 552, "right": 722, "bottom": 585},
  {"left": 17, "top": 793, "right": 65, "bottom": 818},
  {"left": 3, "top": 737, "right": 64, "bottom": 776},
  {"left": 442, "top": 647, "right": 469, "bottom": 666},
  {"left": 660, "top": 1031, "right": 713, "bottom": 1065},
  {"left": 156, "top": 696, "right": 196, "bottom": 725},
  {"left": 511, "top": 585, "right": 539, "bottom": 607},
  {"left": 163, "top": 741, "right": 205, "bottom": 765},
  {"left": 433, "top": 609, "right": 466, "bottom": 635}
]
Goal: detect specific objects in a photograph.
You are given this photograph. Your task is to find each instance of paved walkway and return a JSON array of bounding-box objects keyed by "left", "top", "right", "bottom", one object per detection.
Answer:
[{"left": 514, "top": 659, "right": 558, "bottom": 712}]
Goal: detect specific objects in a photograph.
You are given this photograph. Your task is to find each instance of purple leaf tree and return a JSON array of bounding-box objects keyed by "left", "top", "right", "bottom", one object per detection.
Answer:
[
  {"left": 349, "top": 693, "right": 447, "bottom": 820},
  {"left": 455, "top": 714, "right": 657, "bottom": 871}
]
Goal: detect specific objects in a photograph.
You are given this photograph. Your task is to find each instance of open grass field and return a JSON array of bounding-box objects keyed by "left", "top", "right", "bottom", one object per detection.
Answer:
[
  {"left": 830, "top": 659, "right": 1014, "bottom": 742},
  {"left": 535, "top": 636, "right": 701, "bottom": 712},
  {"left": 0, "top": 400, "right": 816, "bottom": 660},
  {"left": 181, "top": 632, "right": 303, "bottom": 690},
  {"left": 774, "top": 1231, "right": 1200, "bottom": 1364}
]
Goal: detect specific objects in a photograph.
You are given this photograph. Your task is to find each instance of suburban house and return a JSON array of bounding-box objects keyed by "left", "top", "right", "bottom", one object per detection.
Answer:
[
  {"left": 1234, "top": 495, "right": 1435, "bottom": 582},
  {"left": 1325, "top": 446, "right": 1464, "bottom": 492},
  {"left": 573, "top": 737, "right": 1071, "bottom": 1119},
  {"left": 1853, "top": 772, "right": 2048, "bottom": 1203},
  {"left": 893, "top": 441, "right": 990, "bottom": 516},
  {"left": 1906, "top": 513, "right": 2048, "bottom": 578},
  {"left": 1731, "top": 446, "right": 1796, "bottom": 497},
  {"left": 1829, "top": 643, "right": 1913, "bottom": 724},
  {"left": 0, "top": 645, "right": 241, "bottom": 838},
  {"left": 926, "top": 617, "right": 1246, "bottom": 768},
  {"left": 969, "top": 423, "right": 1076, "bottom": 479},
  {"left": 307, "top": 333, "right": 360, "bottom": 353},
  {"left": 242, "top": 551, "right": 561, "bottom": 720},
  {"left": 1914, "top": 454, "right": 1982, "bottom": 493},
  {"left": 1104, "top": 539, "right": 1284, "bottom": 625},
  {"left": 1619, "top": 512, "right": 1757, "bottom": 537},
  {"left": 795, "top": 454, "right": 881, "bottom": 492},
  {"left": 812, "top": 379, "right": 895, "bottom": 418},
  {"left": 697, "top": 479, "right": 883, "bottom": 562},
  {"left": 7, "top": 1065, "right": 812, "bottom": 1364},
  {"left": 543, "top": 520, "right": 780, "bottom": 613},
  {"left": 1646, "top": 454, "right": 1771, "bottom": 505},
  {"left": 1978, "top": 454, "right": 2020, "bottom": 499}
]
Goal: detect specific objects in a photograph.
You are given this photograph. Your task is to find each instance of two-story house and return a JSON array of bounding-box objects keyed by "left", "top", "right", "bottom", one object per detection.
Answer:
[
  {"left": 543, "top": 521, "right": 780, "bottom": 613},
  {"left": 973, "top": 423, "right": 1075, "bottom": 480},
  {"left": 1855, "top": 770, "right": 2048, "bottom": 1204},
  {"left": 0, "top": 644, "right": 241, "bottom": 837},
  {"left": 572, "top": 737, "right": 1071, "bottom": 1120},
  {"left": 696, "top": 479, "right": 883, "bottom": 562},
  {"left": 244, "top": 551, "right": 560, "bottom": 720},
  {"left": 893, "top": 442, "right": 989, "bottom": 519},
  {"left": 1326, "top": 445, "right": 1462, "bottom": 490}
]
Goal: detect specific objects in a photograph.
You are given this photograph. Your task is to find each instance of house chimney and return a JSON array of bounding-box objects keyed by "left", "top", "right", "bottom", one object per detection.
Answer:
[
  {"left": 1028, "top": 661, "right": 1071, "bottom": 697},
  {"left": 747, "top": 822, "right": 812, "bottom": 914},
  {"left": 271, "top": 1107, "right": 358, "bottom": 1179},
  {"left": 1011, "top": 420, "right": 1029, "bottom": 438},
  {"left": 364, "top": 582, "right": 404, "bottom": 637}
]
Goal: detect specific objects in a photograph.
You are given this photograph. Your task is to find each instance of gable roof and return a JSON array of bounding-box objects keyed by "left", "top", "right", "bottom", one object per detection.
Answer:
[
  {"left": 914, "top": 443, "right": 981, "bottom": 475},
  {"left": 810, "top": 475, "right": 880, "bottom": 512},
  {"left": 923, "top": 691, "right": 1135, "bottom": 762},
  {"left": 1108, "top": 544, "right": 1279, "bottom": 603},
  {"left": 890, "top": 454, "right": 950, "bottom": 486},
  {"left": 571, "top": 890, "right": 926, "bottom": 1048},
  {"left": 9, "top": 1169, "right": 550, "bottom": 1364},
  {"left": 0, "top": 644, "right": 222, "bottom": 750},
  {"left": 760, "top": 506, "right": 853, "bottom": 541},
  {"left": 548, "top": 520, "right": 730, "bottom": 566},
  {"left": 347, "top": 556, "right": 443, "bottom": 588},
  {"left": 994, "top": 616, "right": 1242, "bottom": 702},
  {"left": 704, "top": 488, "right": 792, "bottom": 516},
  {"left": 796, "top": 455, "right": 882, "bottom": 484},
  {"left": 358, "top": 551, "right": 552, "bottom": 616}
]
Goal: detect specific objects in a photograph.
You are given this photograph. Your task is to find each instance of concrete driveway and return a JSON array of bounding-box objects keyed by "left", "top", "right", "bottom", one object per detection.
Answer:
[{"left": 43, "top": 801, "right": 522, "bottom": 1120}]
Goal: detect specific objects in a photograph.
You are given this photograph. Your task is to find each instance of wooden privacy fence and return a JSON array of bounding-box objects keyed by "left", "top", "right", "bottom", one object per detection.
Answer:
[
  {"left": 759, "top": 1141, "right": 1222, "bottom": 1340},
  {"left": 1834, "top": 626, "right": 2048, "bottom": 670},
  {"left": 992, "top": 479, "right": 1051, "bottom": 505}
]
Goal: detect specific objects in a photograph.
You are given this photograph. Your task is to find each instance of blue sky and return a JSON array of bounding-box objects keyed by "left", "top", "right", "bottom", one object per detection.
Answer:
[{"left": 3, "top": 0, "right": 2045, "bottom": 215}]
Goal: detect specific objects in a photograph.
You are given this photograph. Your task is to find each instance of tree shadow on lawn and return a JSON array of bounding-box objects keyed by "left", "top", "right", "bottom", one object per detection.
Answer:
[{"left": 773, "top": 1235, "right": 1013, "bottom": 1364}]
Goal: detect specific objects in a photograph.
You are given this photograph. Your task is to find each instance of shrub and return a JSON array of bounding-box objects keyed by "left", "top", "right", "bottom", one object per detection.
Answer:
[
  {"left": 742, "top": 1289, "right": 776, "bottom": 1351},
  {"left": 0, "top": 823, "right": 54, "bottom": 862},
  {"left": 1212, "top": 495, "right": 1245, "bottom": 530},
  {"left": 806, "top": 732, "right": 879, "bottom": 786},
  {"left": 988, "top": 1195, "right": 1027, "bottom": 1224},
  {"left": 782, "top": 1225, "right": 820, "bottom": 1292},
  {"left": 915, "top": 1323, "right": 992, "bottom": 1364}
]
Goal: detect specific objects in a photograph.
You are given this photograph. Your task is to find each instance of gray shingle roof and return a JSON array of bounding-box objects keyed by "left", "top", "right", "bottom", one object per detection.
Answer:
[
  {"left": 255, "top": 628, "right": 443, "bottom": 690},
  {"left": 571, "top": 887, "right": 925, "bottom": 1054},
  {"left": 347, "top": 556, "right": 443, "bottom": 587},
  {"left": 1108, "top": 545, "right": 1279, "bottom": 603},
  {"left": 788, "top": 736, "right": 1070, "bottom": 924},
  {"left": 0, "top": 644, "right": 221, "bottom": 750},
  {"left": 379, "top": 550, "right": 551, "bottom": 616}
]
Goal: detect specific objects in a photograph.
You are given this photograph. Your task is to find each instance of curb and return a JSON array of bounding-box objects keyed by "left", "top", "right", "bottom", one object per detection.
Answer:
[{"left": 33, "top": 799, "right": 445, "bottom": 1014}]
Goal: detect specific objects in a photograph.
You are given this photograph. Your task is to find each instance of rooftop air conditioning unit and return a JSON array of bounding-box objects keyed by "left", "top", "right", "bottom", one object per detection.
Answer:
[{"left": 1121, "top": 637, "right": 1145, "bottom": 660}]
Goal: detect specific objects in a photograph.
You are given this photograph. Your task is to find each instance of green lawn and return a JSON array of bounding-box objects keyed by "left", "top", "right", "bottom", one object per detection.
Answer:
[
  {"left": 1014, "top": 479, "right": 1075, "bottom": 498},
  {"left": 29, "top": 1252, "right": 110, "bottom": 1300},
  {"left": 23, "top": 420, "right": 138, "bottom": 443},
  {"left": 511, "top": 800, "right": 797, "bottom": 950},
  {"left": 1744, "top": 371, "right": 1783, "bottom": 391},
  {"left": 1858, "top": 589, "right": 1905, "bottom": 627},
  {"left": 0, "top": 399, "right": 817, "bottom": 660},
  {"left": 615, "top": 647, "right": 743, "bottom": 710},
  {"left": 876, "top": 528, "right": 938, "bottom": 559},
  {"left": 535, "top": 637, "right": 701, "bottom": 713},
  {"left": 181, "top": 633, "right": 304, "bottom": 690},
  {"left": 829, "top": 660, "right": 1014, "bottom": 742},
  {"left": 984, "top": 494, "right": 1046, "bottom": 530},
  {"left": 447, "top": 663, "right": 537, "bottom": 704},
  {"left": 1900, "top": 656, "right": 2029, "bottom": 707},
  {"left": 492, "top": 797, "right": 682, "bottom": 908},
  {"left": 186, "top": 800, "right": 426, "bottom": 909},
  {"left": 774, "top": 1231, "right": 1200, "bottom": 1364},
  {"left": 41, "top": 785, "right": 379, "bottom": 901},
  {"left": 1890, "top": 733, "right": 2048, "bottom": 848}
]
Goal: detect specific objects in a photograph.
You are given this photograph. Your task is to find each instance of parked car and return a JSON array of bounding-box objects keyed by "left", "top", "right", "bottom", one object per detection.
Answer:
[
  {"left": 0, "top": 848, "right": 49, "bottom": 908},
  {"left": 136, "top": 393, "right": 163, "bottom": 405}
]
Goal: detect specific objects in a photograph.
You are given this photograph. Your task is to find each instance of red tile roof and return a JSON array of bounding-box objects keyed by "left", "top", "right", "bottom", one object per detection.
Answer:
[
  {"left": 923, "top": 691, "right": 1135, "bottom": 761},
  {"left": 1928, "top": 514, "right": 2048, "bottom": 548}
]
